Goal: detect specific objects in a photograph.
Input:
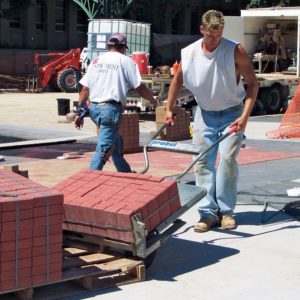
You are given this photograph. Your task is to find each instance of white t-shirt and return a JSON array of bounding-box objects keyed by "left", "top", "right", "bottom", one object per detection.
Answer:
[
  {"left": 80, "top": 51, "right": 142, "bottom": 105},
  {"left": 182, "top": 37, "right": 246, "bottom": 111}
]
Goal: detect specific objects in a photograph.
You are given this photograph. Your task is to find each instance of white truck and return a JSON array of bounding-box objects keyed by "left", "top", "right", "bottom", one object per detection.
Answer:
[
  {"left": 224, "top": 7, "right": 300, "bottom": 114},
  {"left": 125, "top": 74, "right": 195, "bottom": 113}
]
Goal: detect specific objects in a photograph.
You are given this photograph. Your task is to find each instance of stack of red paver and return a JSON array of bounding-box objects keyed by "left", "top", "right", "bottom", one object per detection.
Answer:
[
  {"left": 54, "top": 169, "right": 181, "bottom": 243},
  {"left": 0, "top": 170, "right": 63, "bottom": 293},
  {"left": 156, "top": 106, "right": 191, "bottom": 141},
  {"left": 119, "top": 113, "right": 140, "bottom": 153}
]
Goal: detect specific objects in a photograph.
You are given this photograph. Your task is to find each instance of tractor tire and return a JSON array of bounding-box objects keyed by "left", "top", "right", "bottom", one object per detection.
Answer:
[
  {"left": 260, "top": 86, "right": 282, "bottom": 114},
  {"left": 57, "top": 68, "right": 82, "bottom": 93}
]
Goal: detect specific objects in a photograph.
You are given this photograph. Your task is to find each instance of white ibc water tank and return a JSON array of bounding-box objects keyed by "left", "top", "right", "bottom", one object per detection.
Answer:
[{"left": 87, "top": 19, "right": 151, "bottom": 61}]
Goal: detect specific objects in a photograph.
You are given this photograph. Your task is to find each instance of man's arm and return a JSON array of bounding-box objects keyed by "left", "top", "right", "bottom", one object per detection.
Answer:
[
  {"left": 78, "top": 86, "right": 90, "bottom": 107},
  {"left": 233, "top": 44, "right": 259, "bottom": 131},
  {"left": 135, "top": 84, "right": 158, "bottom": 108},
  {"left": 75, "top": 86, "right": 90, "bottom": 129},
  {"left": 165, "top": 62, "right": 184, "bottom": 125}
]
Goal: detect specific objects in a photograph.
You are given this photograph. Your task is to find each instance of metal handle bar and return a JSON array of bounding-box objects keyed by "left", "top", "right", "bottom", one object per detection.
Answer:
[
  {"left": 140, "top": 123, "right": 238, "bottom": 181},
  {"left": 176, "top": 125, "right": 237, "bottom": 180}
]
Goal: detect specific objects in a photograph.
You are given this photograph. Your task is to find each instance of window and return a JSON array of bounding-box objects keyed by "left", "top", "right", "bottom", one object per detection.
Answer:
[
  {"left": 56, "top": 0, "right": 66, "bottom": 31},
  {"left": 36, "top": 0, "right": 45, "bottom": 30},
  {"left": 77, "top": 7, "right": 88, "bottom": 32},
  {"left": 8, "top": 5, "right": 21, "bottom": 29},
  {"left": 9, "top": 16, "right": 21, "bottom": 28}
]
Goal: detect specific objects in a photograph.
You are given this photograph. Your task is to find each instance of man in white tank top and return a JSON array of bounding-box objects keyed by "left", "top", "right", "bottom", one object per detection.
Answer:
[{"left": 165, "top": 10, "right": 259, "bottom": 232}]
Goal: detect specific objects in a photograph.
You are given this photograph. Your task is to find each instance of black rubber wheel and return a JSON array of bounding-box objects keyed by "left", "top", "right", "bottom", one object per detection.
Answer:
[
  {"left": 142, "top": 250, "right": 157, "bottom": 268},
  {"left": 137, "top": 230, "right": 158, "bottom": 268},
  {"left": 57, "top": 68, "right": 82, "bottom": 93},
  {"left": 284, "top": 200, "right": 300, "bottom": 218},
  {"left": 260, "top": 86, "right": 282, "bottom": 114}
]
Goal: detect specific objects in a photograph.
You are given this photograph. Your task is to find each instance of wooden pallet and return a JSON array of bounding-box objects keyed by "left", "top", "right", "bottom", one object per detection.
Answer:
[{"left": 0, "top": 245, "right": 145, "bottom": 300}]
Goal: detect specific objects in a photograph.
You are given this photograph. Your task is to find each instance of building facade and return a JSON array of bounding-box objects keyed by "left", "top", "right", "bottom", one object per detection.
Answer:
[
  {"left": 0, "top": 0, "right": 246, "bottom": 50},
  {"left": 0, "top": 0, "right": 246, "bottom": 75},
  {"left": 0, "top": 0, "right": 88, "bottom": 50}
]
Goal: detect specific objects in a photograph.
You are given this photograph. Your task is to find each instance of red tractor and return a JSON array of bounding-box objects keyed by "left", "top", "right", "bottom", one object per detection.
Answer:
[{"left": 34, "top": 48, "right": 82, "bottom": 93}]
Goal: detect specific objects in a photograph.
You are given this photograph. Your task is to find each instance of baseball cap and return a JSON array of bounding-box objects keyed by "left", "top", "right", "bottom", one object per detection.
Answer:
[{"left": 107, "top": 33, "right": 129, "bottom": 49}]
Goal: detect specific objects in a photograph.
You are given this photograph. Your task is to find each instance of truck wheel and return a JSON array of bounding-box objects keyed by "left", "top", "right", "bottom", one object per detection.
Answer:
[
  {"left": 260, "top": 86, "right": 282, "bottom": 114},
  {"left": 57, "top": 68, "right": 82, "bottom": 93},
  {"left": 284, "top": 200, "right": 300, "bottom": 219}
]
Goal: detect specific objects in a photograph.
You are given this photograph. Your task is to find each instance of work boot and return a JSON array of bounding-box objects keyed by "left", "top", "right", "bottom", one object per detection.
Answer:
[
  {"left": 194, "top": 219, "right": 218, "bottom": 233},
  {"left": 220, "top": 215, "right": 237, "bottom": 230}
]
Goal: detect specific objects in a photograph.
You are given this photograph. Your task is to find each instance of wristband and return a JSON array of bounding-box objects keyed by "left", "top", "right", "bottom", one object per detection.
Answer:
[{"left": 77, "top": 108, "right": 89, "bottom": 120}]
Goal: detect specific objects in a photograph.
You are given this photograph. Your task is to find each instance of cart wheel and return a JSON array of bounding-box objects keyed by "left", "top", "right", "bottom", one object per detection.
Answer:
[
  {"left": 142, "top": 250, "right": 157, "bottom": 268},
  {"left": 135, "top": 230, "right": 159, "bottom": 268},
  {"left": 284, "top": 200, "right": 300, "bottom": 219}
]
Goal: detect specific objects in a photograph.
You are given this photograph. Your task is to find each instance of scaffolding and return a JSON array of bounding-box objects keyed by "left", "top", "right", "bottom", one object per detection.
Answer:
[{"left": 72, "top": 0, "right": 136, "bottom": 19}]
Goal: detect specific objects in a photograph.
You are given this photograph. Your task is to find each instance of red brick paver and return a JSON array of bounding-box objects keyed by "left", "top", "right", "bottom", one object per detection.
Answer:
[
  {"left": 54, "top": 169, "right": 181, "bottom": 243},
  {"left": 0, "top": 170, "right": 63, "bottom": 292}
]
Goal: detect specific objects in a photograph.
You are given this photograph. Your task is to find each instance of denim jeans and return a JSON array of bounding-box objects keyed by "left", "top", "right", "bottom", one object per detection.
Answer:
[
  {"left": 89, "top": 102, "right": 131, "bottom": 172},
  {"left": 192, "top": 103, "right": 244, "bottom": 221}
]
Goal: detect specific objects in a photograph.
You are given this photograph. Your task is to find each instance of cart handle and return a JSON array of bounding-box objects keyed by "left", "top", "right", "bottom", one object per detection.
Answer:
[
  {"left": 176, "top": 125, "right": 238, "bottom": 180},
  {"left": 140, "top": 124, "right": 238, "bottom": 181}
]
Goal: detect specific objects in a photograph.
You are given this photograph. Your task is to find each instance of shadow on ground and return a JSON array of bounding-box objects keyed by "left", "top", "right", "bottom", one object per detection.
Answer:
[
  {"left": 146, "top": 237, "right": 239, "bottom": 280},
  {"left": 0, "top": 143, "right": 95, "bottom": 160}
]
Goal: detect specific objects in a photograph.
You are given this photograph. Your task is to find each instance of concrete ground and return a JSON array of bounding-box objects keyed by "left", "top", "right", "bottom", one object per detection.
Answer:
[{"left": 1, "top": 92, "right": 300, "bottom": 300}]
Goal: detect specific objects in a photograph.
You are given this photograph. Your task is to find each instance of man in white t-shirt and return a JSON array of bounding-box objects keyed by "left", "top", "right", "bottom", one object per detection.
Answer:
[
  {"left": 165, "top": 10, "right": 259, "bottom": 232},
  {"left": 76, "top": 33, "right": 157, "bottom": 172}
]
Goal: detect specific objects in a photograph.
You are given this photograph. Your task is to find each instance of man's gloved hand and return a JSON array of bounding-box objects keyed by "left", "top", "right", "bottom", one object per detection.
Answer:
[{"left": 74, "top": 104, "right": 90, "bottom": 130}]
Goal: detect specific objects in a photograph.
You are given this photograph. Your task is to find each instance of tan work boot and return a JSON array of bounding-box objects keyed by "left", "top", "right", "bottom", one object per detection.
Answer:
[
  {"left": 220, "top": 215, "right": 237, "bottom": 230},
  {"left": 194, "top": 219, "right": 218, "bottom": 233}
]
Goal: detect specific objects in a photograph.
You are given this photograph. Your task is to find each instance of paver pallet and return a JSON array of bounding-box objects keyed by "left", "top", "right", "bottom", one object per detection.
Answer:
[{"left": 0, "top": 243, "right": 144, "bottom": 300}]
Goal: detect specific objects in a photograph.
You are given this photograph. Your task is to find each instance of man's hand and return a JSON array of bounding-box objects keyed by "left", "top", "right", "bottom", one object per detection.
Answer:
[
  {"left": 230, "top": 115, "right": 248, "bottom": 132},
  {"left": 165, "top": 110, "right": 175, "bottom": 126},
  {"left": 74, "top": 116, "right": 84, "bottom": 130}
]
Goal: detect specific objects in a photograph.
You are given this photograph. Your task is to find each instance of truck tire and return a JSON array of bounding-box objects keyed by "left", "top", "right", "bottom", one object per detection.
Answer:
[
  {"left": 284, "top": 200, "right": 300, "bottom": 219},
  {"left": 260, "top": 86, "right": 282, "bottom": 114},
  {"left": 57, "top": 68, "right": 82, "bottom": 93}
]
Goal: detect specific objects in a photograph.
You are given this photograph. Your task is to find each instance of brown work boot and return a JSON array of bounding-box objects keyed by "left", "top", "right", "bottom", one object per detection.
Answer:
[
  {"left": 220, "top": 215, "right": 237, "bottom": 230},
  {"left": 194, "top": 219, "right": 218, "bottom": 233}
]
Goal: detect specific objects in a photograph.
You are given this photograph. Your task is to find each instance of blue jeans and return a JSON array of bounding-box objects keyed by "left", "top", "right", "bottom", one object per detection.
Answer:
[
  {"left": 89, "top": 102, "right": 131, "bottom": 172},
  {"left": 192, "top": 104, "right": 244, "bottom": 221}
]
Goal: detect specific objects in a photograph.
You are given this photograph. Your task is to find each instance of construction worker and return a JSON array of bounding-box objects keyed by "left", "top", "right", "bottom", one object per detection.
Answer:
[
  {"left": 76, "top": 33, "right": 157, "bottom": 172},
  {"left": 165, "top": 10, "right": 259, "bottom": 232}
]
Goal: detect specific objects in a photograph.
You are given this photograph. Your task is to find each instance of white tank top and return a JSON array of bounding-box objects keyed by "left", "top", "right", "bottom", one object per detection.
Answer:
[{"left": 181, "top": 37, "right": 246, "bottom": 111}]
